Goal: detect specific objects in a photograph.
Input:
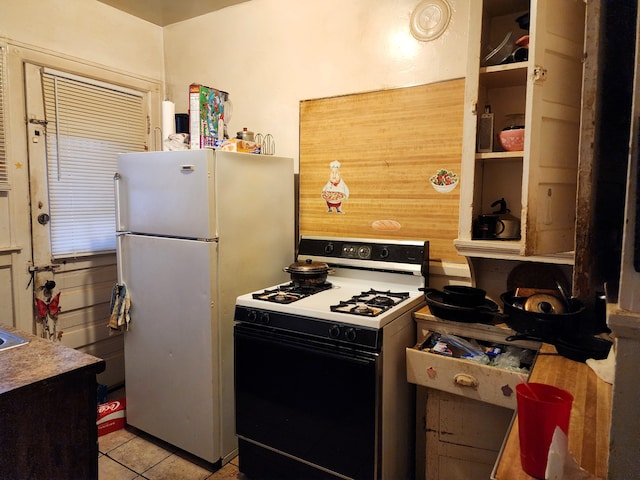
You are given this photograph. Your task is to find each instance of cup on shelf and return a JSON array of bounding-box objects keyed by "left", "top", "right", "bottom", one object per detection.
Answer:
[{"left": 473, "top": 214, "right": 505, "bottom": 239}]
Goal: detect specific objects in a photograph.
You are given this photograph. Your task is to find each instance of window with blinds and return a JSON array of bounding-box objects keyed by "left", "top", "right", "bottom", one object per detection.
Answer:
[
  {"left": 42, "top": 69, "right": 146, "bottom": 258},
  {"left": 0, "top": 45, "right": 8, "bottom": 188}
]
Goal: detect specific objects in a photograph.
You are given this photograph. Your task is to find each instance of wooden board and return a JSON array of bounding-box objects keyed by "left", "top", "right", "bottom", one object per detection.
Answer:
[
  {"left": 299, "top": 79, "right": 466, "bottom": 264},
  {"left": 493, "top": 343, "right": 612, "bottom": 479}
]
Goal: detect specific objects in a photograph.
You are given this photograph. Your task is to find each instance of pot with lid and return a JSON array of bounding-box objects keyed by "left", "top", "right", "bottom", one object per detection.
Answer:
[
  {"left": 501, "top": 290, "right": 585, "bottom": 342},
  {"left": 284, "top": 259, "right": 333, "bottom": 286},
  {"left": 237, "top": 127, "right": 255, "bottom": 142}
]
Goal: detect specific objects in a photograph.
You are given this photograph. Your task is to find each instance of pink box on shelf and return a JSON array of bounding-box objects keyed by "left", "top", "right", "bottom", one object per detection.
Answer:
[{"left": 97, "top": 398, "right": 126, "bottom": 436}]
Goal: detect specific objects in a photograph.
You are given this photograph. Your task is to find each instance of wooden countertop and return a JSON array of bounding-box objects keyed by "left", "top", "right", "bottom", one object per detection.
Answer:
[
  {"left": 494, "top": 343, "right": 611, "bottom": 479},
  {"left": 0, "top": 324, "right": 105, "bottom": 395}
]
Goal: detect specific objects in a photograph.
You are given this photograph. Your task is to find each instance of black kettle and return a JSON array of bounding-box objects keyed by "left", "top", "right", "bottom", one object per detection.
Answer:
[{"left": 491, "top": 198, "right": 521, "bottom": 240}]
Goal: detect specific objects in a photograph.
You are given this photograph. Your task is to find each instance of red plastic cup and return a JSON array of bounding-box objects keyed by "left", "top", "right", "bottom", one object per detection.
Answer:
[{"left": 516, "top": 382, "right": 574, "bottom": 479}]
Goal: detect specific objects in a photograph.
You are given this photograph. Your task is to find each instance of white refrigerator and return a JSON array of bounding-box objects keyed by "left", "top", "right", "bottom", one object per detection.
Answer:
[{"left": 115, "top": 149, "right": 294, "bottom": 465}]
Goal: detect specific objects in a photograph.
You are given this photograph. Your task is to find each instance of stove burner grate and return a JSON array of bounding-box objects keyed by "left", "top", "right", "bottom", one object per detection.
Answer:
[
  {"left": 252, "top": 281, "right": 333, "bottom": 304},
  {"left": 330, "top": 289, "right": 410, "bottom": 317}
]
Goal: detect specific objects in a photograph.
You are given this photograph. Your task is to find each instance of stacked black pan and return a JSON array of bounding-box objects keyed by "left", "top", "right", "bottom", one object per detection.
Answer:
[
  {"left": 422, "top": 286, "right": 504, "bottom": 324},
  {"left": 500, "top": 289, "right": 611, "bottom": 362},
  {"left": 423, "top": 285, "right": 612, "bottom": 363}
]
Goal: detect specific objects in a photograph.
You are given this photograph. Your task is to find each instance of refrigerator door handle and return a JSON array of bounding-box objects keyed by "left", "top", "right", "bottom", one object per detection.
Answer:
[
  {"left": 114, "top": 171, "right": 126, "bottom": 285},
  {"left": 115, "top": 233, "right": 124, "bottom": 285},
  {"left": 114, "top": 172, "right": 124, "bottom": 232}
]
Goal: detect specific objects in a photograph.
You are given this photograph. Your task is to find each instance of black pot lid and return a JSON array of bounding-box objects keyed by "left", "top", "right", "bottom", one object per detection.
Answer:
[{"left": 285, "top": 258, "right": 330, "bottom": 274}]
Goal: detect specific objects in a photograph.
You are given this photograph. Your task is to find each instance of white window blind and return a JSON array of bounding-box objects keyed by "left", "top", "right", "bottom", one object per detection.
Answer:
[
  {"left": 0, "top": 45, "right": 8, "bottom": 187},
  {"left": 42, "top": 69, "right": 145, "bottom": 258}
]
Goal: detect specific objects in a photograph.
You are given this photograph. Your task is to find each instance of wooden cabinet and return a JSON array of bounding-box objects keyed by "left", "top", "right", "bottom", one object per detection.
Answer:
[
  {"left": 408, "top": 309, "right": 541, "bottom": 479},
  {"left": 425, "top": 389, "right": 513, "bottom": 480},
  {"left": 455, "top": 0, "right": 586, "bottom": 261},
  {"left": 0, "top": 326, "right": 105, "bottom": 480}
]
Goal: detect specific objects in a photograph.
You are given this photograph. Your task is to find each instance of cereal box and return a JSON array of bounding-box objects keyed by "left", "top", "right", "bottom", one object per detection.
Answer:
[{"left": 189, "top": 84, "right": 229, "bottom": 149}]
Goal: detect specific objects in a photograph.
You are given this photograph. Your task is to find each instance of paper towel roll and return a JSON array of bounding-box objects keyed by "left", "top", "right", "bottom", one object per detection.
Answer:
[{"left": 162, "top": 100, "right": 176, "bottom": 151}]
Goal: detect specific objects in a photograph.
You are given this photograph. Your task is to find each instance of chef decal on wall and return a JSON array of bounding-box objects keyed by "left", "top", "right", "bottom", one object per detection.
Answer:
[{"left": 321, "top": 160, "right": 350, "bottom": 213}]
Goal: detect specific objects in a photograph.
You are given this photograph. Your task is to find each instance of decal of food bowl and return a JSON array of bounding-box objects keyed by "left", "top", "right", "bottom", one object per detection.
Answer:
[{"left": 429, "top": 169, "right": 459, "bottom": 193}]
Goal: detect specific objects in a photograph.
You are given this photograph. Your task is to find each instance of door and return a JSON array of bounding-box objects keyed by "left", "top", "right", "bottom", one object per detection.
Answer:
[
  {"left": 525, "top": 0, "right": 586, "bottom": 254},
  {"left": 117, "top": 150, "right": 216, "bottom": 238},
  {"left": 119, "top": 233, "right": 220, "bottom": 463},
  {"left": 235, "top": 324, "right": 379, "bottom": 479},
  {"left": 24, "top": 62, "right": 147, "bottom": 387}
]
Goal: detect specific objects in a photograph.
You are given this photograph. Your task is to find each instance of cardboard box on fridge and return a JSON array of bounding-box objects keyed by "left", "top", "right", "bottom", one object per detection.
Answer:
[
  {"left": 97, "top": 398, "right": 126, "bottom": 436},
  {"left": 218, "top": 138, "right": 260, "bottom": 154},
  {"left": 189, "top": 84, "right": 229, "bottom": 149}
]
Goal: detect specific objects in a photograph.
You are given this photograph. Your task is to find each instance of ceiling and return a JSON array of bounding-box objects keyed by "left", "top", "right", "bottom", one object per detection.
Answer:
[{"left": 97, "top": 0, "right": 249, "bottom": 26}]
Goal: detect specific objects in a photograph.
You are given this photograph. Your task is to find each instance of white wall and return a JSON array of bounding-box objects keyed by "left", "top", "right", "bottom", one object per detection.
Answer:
[
  {"left": 163, "top": 0, "right": 469, "bottom": 170},
  {"left": 1, "top": 0, "right": 470, "bottom": 169},
  {"left": 0, "top": 0, "right": 164, "bottom": 79},
  {"left": 0, "top": 0, "right": 164, "bottom": 354}
]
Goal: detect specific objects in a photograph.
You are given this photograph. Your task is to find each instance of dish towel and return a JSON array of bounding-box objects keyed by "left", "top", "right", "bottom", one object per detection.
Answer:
[
  {"left": 109, "top": 283, "right": 131, "bottom": 333},
  {"left": 586, "top": 341, "right": 616, "bottom": 385}
]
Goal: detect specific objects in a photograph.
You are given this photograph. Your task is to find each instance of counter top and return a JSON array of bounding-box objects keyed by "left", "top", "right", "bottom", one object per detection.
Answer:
[
  {"left": 493, "top": 343, "right": 611, "bottom": 479},
  {"left": 0, "top": 324, "right": 105, "bottom": 395}
]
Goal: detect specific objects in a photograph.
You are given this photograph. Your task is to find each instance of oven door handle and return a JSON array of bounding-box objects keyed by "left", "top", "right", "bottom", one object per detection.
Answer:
[{"left": 234, "top": 324, "right": 379, "bottom": 366}]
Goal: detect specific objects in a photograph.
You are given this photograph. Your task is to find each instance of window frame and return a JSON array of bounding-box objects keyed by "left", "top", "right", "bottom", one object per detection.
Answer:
[{"left": 41, "top": 68, "right": 147, "bottom": 259}]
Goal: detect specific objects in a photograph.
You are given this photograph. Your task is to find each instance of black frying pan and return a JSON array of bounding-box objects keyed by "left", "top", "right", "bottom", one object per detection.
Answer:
[{"left": 423, "top": 288, "right": 506, "bottom": 324}]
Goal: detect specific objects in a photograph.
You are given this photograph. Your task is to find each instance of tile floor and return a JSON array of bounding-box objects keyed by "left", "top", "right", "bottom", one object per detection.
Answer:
[
  {"left": 98, "top": 427, "right": 245, "bottom": 480},
  {"left": 99, "top": 387, "right": 246, "bottom": 480}
]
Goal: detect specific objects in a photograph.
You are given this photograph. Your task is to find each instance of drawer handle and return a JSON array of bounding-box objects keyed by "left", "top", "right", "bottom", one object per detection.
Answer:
[{"left": 454, "top": 373, "right": 479, "bottom": 389}]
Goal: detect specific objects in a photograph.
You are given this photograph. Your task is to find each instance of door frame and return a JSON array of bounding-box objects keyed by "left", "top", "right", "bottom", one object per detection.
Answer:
[{"left": 3, "top": 41, "right": 161, "bottom": 385}]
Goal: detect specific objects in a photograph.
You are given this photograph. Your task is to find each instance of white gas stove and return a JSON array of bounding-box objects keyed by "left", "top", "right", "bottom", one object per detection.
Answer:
[{"left": 234, "top": 237, "right": 429, "bottom": 480}]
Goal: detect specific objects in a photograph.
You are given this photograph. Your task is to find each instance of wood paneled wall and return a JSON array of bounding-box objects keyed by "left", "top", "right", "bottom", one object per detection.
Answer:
[{"left": 299, "top": 79, "right": 466, "bottom": 264}]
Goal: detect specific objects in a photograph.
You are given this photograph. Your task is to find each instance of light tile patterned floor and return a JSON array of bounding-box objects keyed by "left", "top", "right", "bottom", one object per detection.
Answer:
[
  {"left": 98, "top": 427, "right": 245, "bottom": 480},
  {"left": 99, "top": 387, "right": 245, "bottom": 479}
]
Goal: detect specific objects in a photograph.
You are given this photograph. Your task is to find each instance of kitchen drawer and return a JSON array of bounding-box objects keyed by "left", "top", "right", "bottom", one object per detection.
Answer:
[{"left": 407, "top": 329, "right": 538, "bottom": 409}]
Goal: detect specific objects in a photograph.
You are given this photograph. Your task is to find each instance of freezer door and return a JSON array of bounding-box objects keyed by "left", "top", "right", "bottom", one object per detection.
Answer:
[
  {"left": 119, "top": 233, "right": 220, "bottom": 463},
  {"left": 117, "top": 150, "right": 216, "bottom": 239}
]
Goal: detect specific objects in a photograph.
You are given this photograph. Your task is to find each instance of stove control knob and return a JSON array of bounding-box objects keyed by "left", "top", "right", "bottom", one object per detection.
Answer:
[
  {"left": 328, "top": 324, "right": 341, "bottom": 338},
  {"left": 324, "top": 243, "right": 335, "bottom": 255},
  {"left": 380, "top": 247, "right": 390, "bottom": 259},
  {"left": 259, "top": 312, "right": 270, "bottom": 325},
  {"left": 345, "top": 328, "right": 357, "bottom": 341},
  {"left": 247, "top": 310, "right": 258, "bottom": 322}
]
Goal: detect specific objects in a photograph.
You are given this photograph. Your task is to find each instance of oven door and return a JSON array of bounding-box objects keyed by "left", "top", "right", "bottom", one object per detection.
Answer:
[{"left": 235, "top": 323, "right": 380, "bottom": 480}]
